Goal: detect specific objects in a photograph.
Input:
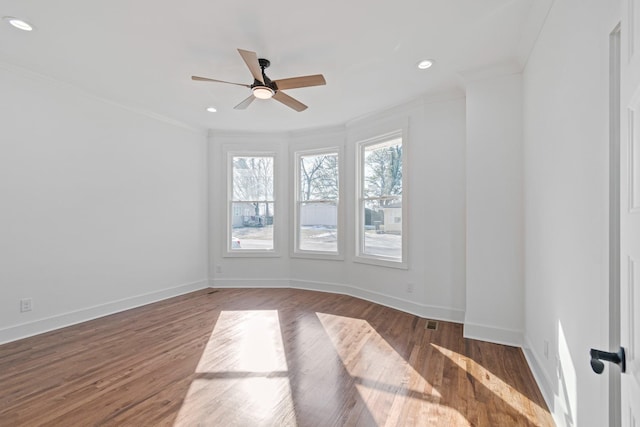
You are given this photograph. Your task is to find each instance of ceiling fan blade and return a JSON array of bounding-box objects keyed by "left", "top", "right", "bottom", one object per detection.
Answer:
[
  {"left": 237, "top": 49, "right": 264, "bottom": 84},
  {"left": 191, "top": 76, "right": 251, "bottom": 88},
  {"left": 234, "top": 95, "right": 256, "bottom": 110},
  {"left": 273, "top": 91, "right": 308, "bottom": 112},
  {"left": 274, "top": 74, "right": 326, "bottom": 90}
]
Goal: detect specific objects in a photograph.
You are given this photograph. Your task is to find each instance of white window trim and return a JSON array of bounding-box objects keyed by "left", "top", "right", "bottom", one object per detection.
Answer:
[
  {"left": 354, "top": 128, "right": 408, "bottom": 269},
  {"left": 225, "top": 150, "right": 280, "bottom": 258},
  {"left": 291, "top": 146, "right": 344, "bottom": 260}
]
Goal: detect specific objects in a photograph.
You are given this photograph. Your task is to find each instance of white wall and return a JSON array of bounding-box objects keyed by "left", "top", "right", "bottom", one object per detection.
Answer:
[
  {"left": 522, "top": 0, "right": 620, "bottom": 426},
  {"left": 465, "top": 73, "right": 524, "bottom": 346},
  {"left": 0, "top": 65, "right": 209, "bottom": 343},
  {"left": 210, "top": 93, "right": 468, "bottom": 323}
]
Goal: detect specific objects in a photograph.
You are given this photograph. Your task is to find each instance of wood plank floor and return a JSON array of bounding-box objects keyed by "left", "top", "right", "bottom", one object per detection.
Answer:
[{"left": 0, "top": 288, "right": 555, "bottom": 426}]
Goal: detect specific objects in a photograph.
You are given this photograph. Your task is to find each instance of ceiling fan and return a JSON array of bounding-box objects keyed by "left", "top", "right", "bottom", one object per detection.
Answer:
[{"left": 192, "top": 48, "right": 326, "bottom": 112}]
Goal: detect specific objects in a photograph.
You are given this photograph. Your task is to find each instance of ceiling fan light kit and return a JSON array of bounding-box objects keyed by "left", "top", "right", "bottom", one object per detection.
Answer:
[
  {"left": 252, "top": 86, "right": 274, "bottom": 99},
  {"left": 192, "top": 48, "right": 326, "bottom": 112}
]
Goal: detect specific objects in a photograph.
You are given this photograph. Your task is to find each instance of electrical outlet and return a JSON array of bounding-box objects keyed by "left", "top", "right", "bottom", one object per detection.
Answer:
[
  {"left": 544, "top": 340, "right": 549, "bottom": 359},
  {"left": 406, "top": 283, "right": 414, "bottom": 293},
  {"left": 215, "top": 265, "right": 222, "bottom": 274},
  {"left": 20, "top": 298, "right": 32, "bottom": 312}
]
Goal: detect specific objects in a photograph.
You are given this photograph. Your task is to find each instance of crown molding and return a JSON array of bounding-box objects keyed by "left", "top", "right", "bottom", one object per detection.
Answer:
[
  {"left": 345, "top": 88, "right": 464, "bottom": 129},
  {"left": 0, "top": 59, "right": 205, "bottom": 135},
  {"left": 208, "top": 128, "right": 289, "bottom": 140},
  {"left": 456, "top": 61, "right": 523, "bottom": 86}
]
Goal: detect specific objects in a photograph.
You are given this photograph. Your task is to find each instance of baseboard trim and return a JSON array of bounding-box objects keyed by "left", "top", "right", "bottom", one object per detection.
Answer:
[
  {"left": 0, "top": 280, "right": 208, "bottom": 345},
  {"left": 463, "top": 321, "right": 524, "bottom": 347},
  {"left": 209, "top": 278, "right": 465, "bottom": 323},
  {"left": 522, "top": 335, "right": 556, "bottom": 416},
  {"left": 290, "top": 279, "right": 466, "bottom": 323},
  {"left": 210, "top": 278, "right": 291, "bottom": 288}
]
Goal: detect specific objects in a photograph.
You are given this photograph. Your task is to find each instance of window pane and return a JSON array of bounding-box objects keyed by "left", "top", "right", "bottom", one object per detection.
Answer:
[
  {"left": 233, "top": 156, "right": 274, "bottom": 201},
  {"left": 362, "top": 198, "right": 402, "bottom": 259},
  {"left": 231, "top": 202, "right": 274, "bottom": 250},
  {"left": 299, "top": 153, "right": 338, "bottom": 201},
  {"left": 299, "top": 202, "right": 337, "bottom": 252},
  {"left": 363, "top": 139, "right": 402, "bottom": 199}
]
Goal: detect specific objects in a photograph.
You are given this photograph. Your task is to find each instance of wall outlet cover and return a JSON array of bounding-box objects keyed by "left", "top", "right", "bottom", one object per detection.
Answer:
[{"left": 20, "top": 298, "right": 33, "bottom": 312}]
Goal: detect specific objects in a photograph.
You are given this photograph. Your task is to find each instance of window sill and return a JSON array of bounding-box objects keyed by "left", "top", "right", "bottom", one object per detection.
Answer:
[
  {"left": 224, "top": 250, "right": 281, "bottom": 258},
  {"left": 353, "top": 255, "right": 408, "bottom": 270},
  {"left": 291, "top": 251, "right": 344, "bottom": 261}
]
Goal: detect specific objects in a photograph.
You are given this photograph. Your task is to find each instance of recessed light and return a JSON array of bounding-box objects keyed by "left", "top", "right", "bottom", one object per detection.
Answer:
[
  {"left": 206, "top": 107, "right": 217, "bottom": 113},
  {"left": 417, "top": 59, "right": 434, "bottom": 70},
  {"left": 3, "top": 16, "right": 34, "bottom": 31}
]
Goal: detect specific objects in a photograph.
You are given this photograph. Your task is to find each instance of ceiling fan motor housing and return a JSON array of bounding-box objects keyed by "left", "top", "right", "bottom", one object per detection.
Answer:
[{"left": 252, "top": 58, "right": 278, "bottom": 91}]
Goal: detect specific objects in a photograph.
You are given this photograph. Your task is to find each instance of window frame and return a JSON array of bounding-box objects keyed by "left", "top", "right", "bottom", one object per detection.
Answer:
[
  {"left": 292, "top": 146, "right": 344, "bottom": 260},
  {"left": 354, "top": 129, "right": 408, "bottom": 269},
  {"left": 225, "top": 150, "right": 279, "bottom": 257}
]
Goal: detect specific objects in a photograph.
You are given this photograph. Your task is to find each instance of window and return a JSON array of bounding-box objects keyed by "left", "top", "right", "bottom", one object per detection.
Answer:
[
  {"left": 229, "top": 154, "right": 275, "bottom": 253},
  {"left": 294, "top": 149, "right": 340, "bottom": 256},
  {"left": 356, "top": 131, "right": 406, "bottom": 267}
]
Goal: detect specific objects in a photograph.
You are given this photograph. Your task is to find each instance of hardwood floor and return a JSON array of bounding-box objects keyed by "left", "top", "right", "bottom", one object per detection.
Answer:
[{"left": 0, "top": 288, "right": 555, "bottom": 426}]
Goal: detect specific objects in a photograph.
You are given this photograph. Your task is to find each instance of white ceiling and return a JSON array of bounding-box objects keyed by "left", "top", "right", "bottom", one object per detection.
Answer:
[{"left": 0, "top": 0, "right": 543, "bottom": 132}]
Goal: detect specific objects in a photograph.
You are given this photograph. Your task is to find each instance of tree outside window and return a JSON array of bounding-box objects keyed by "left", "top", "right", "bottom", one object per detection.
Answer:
[
  {"left": 296, "top": 151, "right": 339, "bottom": 253},
  {"left": 358, "top": 135, "right": 404, "bottom": 263},
  {"left": 230, "top": 155, "right": 275, "bottom": 251}
]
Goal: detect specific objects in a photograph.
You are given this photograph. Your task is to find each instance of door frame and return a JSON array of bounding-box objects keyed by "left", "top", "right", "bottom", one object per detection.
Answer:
[{"left": 609, "top": 22, "right": 622, "bottom": 427}]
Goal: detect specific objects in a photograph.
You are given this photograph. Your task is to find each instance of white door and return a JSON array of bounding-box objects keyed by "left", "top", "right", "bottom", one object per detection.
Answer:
[{"left": 620, "top": 0, "right": 640, "bottom": 424}]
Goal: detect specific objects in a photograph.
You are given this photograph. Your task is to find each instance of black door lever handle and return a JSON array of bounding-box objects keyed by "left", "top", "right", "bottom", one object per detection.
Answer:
[{"left": 589, "top": 347, "right": 626, "bottom": 374}]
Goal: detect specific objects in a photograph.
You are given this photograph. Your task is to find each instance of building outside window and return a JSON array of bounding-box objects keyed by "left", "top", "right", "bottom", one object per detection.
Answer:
[
  {"left": 356, "top": 131, "right": 406, "bottom": 267},
  {"left": 229, "top": 154, "right": 275, "bottom": 252},
  {"left": 294, "top": 149, "right": 340, "bottom": 255}
]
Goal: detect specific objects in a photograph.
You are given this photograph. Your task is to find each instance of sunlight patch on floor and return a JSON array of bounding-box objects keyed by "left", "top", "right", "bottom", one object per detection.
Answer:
[
  {"left": 316, "top": 312, "right": 468, "bottom": 426},
  {"left": 432, "top": 343, "right": 546, "bottom": 426},
  {"left": 198, "top": 310, "right": 288, "bottom": 373},
  {"left": 174, "top": 310, "right": 297, "bottom": 426}
]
